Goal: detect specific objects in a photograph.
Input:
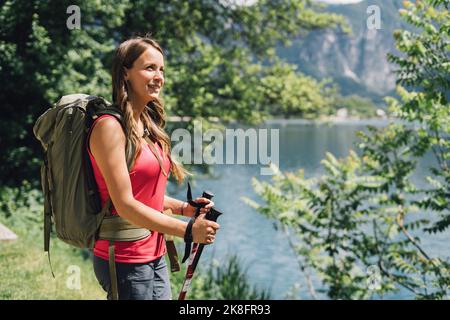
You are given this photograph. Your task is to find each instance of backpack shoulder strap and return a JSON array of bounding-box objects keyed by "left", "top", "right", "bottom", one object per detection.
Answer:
[{"left": 143, "top": 129, "right": 168, "bottom": 178}]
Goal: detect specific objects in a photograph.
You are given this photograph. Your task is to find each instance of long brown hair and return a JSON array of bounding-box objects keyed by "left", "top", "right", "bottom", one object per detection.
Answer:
[{"left": 111, "top": 35, "right": 186, "bottom": 184}]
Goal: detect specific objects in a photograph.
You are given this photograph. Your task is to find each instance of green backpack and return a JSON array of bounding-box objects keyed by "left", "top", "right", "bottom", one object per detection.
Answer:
[{"left": 33, "top": 93, "right": 149, "bottom": 251}]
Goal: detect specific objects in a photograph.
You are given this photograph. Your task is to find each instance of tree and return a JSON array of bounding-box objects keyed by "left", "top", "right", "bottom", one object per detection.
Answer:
[
  {"left": 0, "top": 0, "right": 347, "bottom": 187},
  {"left": 245, "top": 0, "right": 449, "bottom": 299},
  {"left": 0, "top": 0, "right": 128, "bottom": 187}
]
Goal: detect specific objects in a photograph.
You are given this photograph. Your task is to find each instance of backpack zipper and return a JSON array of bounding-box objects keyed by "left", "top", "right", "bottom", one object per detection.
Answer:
[
  {"left": 55, "top": 103, "right": 89, "bottom": 239},
  {"left": 62, "top": 106, "right": 75, "bottom": 236},
  {"left": 67, "top": 107, "right": 74, "bottom": 134}
]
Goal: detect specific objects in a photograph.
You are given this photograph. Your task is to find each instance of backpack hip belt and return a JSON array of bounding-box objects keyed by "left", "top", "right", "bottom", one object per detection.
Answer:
[{"left": 97, "top": 215, "right": 150, "bottom": 242}]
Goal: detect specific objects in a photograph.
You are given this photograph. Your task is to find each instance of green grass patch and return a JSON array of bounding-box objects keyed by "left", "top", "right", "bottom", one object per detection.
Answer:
[
  {"left": 0, "top": 223, "right": 105, "bottom": 299},
  {"left": 0, "top": 185, "right": 105, "bottom": 299}
]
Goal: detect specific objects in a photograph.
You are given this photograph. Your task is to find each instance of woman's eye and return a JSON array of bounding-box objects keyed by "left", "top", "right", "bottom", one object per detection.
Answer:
[{"left": 146, "top": 65, "right": 164, "bottom": 74}]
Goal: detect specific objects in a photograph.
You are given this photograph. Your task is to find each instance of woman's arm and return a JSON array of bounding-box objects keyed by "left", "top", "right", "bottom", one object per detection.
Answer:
[
  {"left": 90, "top": 117, "right": 219, "bottom": 242},
  {"left": 163, "top": 196, "right": 186, "bottom": 215}
]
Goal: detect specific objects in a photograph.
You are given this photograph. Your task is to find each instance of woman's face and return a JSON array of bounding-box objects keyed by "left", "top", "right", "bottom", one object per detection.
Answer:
[{"left": 125, "top": 46, "right": 164, "bottom": 105}]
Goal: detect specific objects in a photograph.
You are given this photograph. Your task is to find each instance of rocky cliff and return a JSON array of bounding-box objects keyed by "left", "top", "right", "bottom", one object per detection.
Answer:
[{"left": 278, "top": 0, "right": 410, "bottom": 104}]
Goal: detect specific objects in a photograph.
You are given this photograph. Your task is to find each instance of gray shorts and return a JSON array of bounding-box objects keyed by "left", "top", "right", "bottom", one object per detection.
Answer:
[{"left": 93, "top": 255, "right": 172, "bottom": 300}]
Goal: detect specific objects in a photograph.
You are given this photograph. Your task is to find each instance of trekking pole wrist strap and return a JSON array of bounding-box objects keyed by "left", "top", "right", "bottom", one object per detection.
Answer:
[
  {"left": 184, "top": 217, "right": 194, "bottom": 242},
  {"left": 182, "top": 218, "right": 195, "bottom": 263}
]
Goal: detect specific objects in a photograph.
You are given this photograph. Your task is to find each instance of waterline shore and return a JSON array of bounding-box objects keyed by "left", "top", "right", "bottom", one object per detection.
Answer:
[{"left": 167, "top": 115, "right": 400, "bottom": 126}]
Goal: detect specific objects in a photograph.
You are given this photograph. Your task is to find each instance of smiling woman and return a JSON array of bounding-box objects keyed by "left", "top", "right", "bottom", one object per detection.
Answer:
[
  {"left": 124, "top": 46, "right": 165, "bottom": 118},
  {"left": 88, "top": 35, "right": 220, "bottom": 300},
  {"left": 110, "top": 37, "right": 171, "bottom": 165}
]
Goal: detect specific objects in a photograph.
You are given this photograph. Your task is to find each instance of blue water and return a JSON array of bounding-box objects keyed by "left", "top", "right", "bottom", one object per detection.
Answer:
[{"left": 168, "top": 120, "right": 449, "bottom": 299}]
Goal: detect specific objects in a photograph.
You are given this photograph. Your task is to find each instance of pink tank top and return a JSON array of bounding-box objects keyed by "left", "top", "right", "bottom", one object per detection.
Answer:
[{"left": 87, "top": 114, "right": 170, "bottom": 263}]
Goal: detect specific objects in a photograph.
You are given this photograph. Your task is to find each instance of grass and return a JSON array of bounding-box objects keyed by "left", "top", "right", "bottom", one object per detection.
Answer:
[
  {"left": 0, "top": 224, "right": 106, "bottom": 299},
  {"left": 0, "top": 185, "right": 106, "bottom": 299}
]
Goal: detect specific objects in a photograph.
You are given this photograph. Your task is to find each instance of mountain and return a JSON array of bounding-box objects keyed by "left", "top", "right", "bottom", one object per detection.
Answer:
[{"left": 277, "top": 0, "right": 410, "bottom": 105}]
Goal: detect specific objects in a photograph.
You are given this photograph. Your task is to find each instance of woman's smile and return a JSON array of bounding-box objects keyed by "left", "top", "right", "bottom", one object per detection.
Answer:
[{"left": 147, "top": 83, "right": 161, "bottom": 93}]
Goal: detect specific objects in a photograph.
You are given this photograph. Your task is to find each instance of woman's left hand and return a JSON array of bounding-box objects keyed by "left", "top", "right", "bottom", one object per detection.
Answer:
[{"left": 184, "top": 197, "right": 214, "bottom": 217}]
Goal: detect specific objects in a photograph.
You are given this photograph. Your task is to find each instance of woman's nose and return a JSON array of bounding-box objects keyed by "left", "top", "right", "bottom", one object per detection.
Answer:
[{"left": 154, "top": 70, "right": 164, "bottom": 82}]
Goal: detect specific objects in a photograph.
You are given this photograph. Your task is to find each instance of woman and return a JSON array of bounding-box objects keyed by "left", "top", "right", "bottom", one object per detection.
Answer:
[{"left": 88, "top": 35, "right": 220, "bottom": 300}]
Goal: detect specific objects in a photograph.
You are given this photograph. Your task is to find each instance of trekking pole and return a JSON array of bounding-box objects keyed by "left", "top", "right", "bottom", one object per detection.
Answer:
[{"left": 178, "top": 183, "right": 222, "bottom": 300}]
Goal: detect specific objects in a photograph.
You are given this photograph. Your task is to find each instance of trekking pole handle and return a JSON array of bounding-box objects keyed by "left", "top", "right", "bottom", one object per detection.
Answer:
[
  {"left": 200, "top": 191, "right": 222, "bottom": 222},
  {"left": 194, "top": 191, "right": 214, "bottom": 218},
  {"left": 203, "top": 191, "right": 214, "bottom": 200},
  {"left": 205, "top": 207, "right": 222, "bottom": 222}
]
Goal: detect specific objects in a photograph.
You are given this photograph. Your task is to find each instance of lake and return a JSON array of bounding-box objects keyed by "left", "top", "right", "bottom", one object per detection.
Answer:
[{"left": 167, "top": 119, "right": 448, "bottom": 299}]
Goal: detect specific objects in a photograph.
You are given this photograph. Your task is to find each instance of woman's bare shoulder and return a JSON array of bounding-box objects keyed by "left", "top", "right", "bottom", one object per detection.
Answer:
[
  {"left": 91, "top": 116, "right": 126, "bottom": 144},
  {"left": 89, "top": 116, "right": 134, "bottom": 210}
]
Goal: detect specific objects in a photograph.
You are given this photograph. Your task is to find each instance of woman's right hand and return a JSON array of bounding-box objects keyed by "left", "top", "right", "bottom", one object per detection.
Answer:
[{"left": 191, "top": 214, "right": 220, "bottom": 244}]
